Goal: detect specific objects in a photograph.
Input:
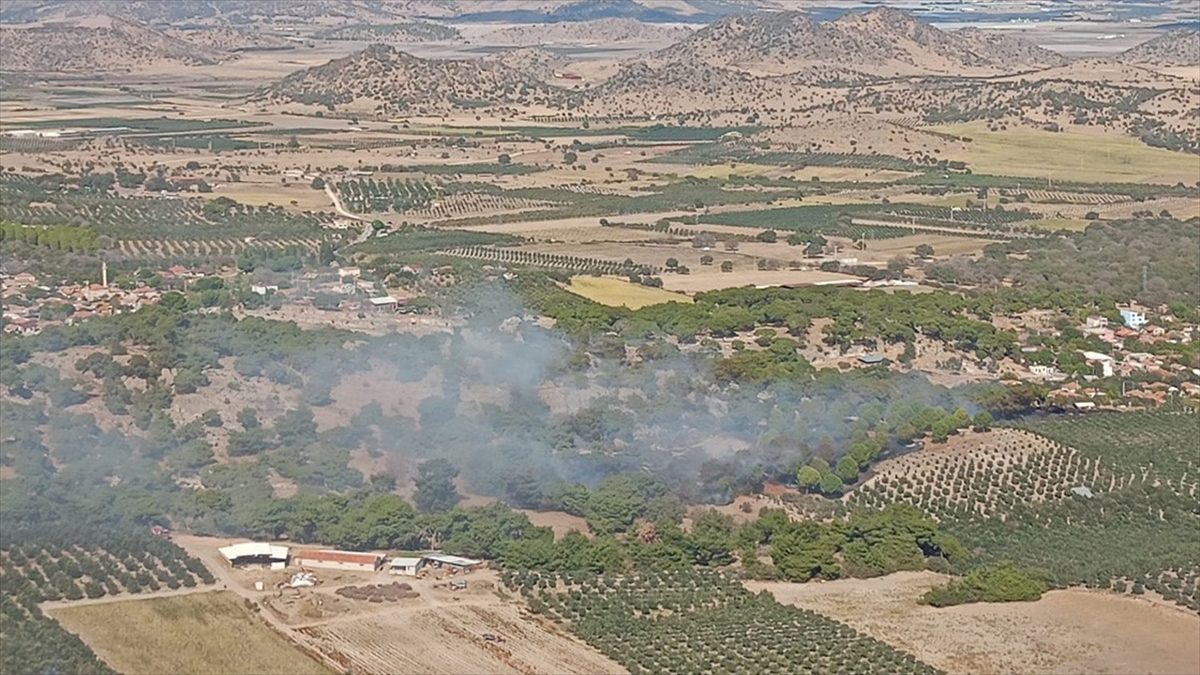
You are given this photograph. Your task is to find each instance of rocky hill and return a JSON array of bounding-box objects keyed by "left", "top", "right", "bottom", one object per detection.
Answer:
[
  {"left": 0, "top": 0, "right": 454, "bottom": 25},
  {"left": 252, "top": 44, "right": 566, "bottom": 114},
  {"left": 0, "top": 16, "right": 225, "bottom": 73},
  {"left": 946, "top": 27, "right": 1069, "bottom": 71},
  {"left": 647, "top": 8, "right": 1067, "bottom": 77},
  {"left": 166, "top": 26, "right": 296, "bottom": 52},
  {"left": 483, "top": 47, "right": 565, "bottom": 82},
  {"left": 481, "top": 17, "right": 693, "bottom": 46},
  {"left": 1118, "top": 29, "right": 1200, "bottom": 67},
  {"left": 315, "top": 21, "right": 461, "bottom": 43}
]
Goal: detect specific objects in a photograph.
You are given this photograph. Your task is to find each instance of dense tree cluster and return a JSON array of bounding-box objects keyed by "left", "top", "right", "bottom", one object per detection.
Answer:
[{"left": 926, "top": 219, "right": 1200, "bottom": 305}]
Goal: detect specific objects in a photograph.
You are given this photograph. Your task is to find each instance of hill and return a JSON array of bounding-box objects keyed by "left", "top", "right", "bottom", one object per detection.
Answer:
[
  {"left": 315, "top": 21, "right": 462, "bottom": 43},
  {"left": 483, "top": 47, "right": 564, "bottom": 81},
  {"left": 165, "top": 26, "right": 296, "bottom": 52},
  {"left": 0, "top": 15, "right": 225, "bottom": 73},
  {"left": 647, "top": 8, "right": 1067, "bottom": 77},
  {"left": 950, "top": 27, "right": 1069, "bottom": 70},
  {"left": 0, "top": 0, "right": 453, "bottom": 25},
  {"left": 481, "top": 17, "right": 694, "bottom": 46},
  {"left": 252, "top": 44, "right": 565, "bottom": 114},
  {"left": 1119, "top": 29, "right": 1200, "bottom": 67}
]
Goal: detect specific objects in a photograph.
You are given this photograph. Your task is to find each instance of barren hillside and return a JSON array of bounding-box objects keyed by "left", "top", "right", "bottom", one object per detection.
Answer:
[
  {"left": 646, "top": 8, "right": 1063, "bottom": 78},
  {"left": 166, "top": 26, "right": 295, "bottom": 52},
  {"left": 316, "top": 21, "right": 462, "bottom": 43},
  {"left": 481, "top": 17, "right": 693, "bottom": 46},
  {"left": 252, "top": 44, "right": 565, "bottom": 114},
  {"left": 1119, "top": 29, "right": 1200, "bottom": 67},
  {"left": 0, "top": 15, "right": 225, "bottom": 73}
]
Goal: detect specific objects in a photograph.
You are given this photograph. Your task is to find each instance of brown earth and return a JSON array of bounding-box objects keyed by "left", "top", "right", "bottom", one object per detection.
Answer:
[{"left": 751, "top": 571, "right": 1200, "bottom": 675}]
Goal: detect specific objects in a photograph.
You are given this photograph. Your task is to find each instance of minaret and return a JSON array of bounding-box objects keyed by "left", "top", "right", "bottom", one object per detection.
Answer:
[{"left": 102, "top": 260, "right": 108, "bottom": 288}]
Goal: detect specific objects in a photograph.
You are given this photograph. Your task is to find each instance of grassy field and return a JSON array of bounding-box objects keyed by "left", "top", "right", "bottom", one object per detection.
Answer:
[
  {"left": 934, "top": 122, "right": 1199, "bottom": 184},
  {"left": 52, "top": 592, "right": 331, "bottom": 675},
  {"left": 564, "top": 275, "right": 693, "bottom": 308}
]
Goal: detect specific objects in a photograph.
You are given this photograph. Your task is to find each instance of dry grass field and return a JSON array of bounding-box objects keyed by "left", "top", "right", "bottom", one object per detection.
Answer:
[
  {"left": 563, "top": 275, "right": 692, "bottom": 308},
  {"left": 751, "top": 572, "right": 1200, "bottom": 675},
  {"left": 51, "top": 591, "right": 331, "bottom": 675},
  {"left": 297, "top": 603, "right": 625, "bottom": 675},
  {"left": 933, "top": 122, "right": 1199, "bottom": 184}
]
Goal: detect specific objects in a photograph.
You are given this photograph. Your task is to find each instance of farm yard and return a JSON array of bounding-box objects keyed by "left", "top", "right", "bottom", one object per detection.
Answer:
[{"left": 51, "top": 592, "right": 331, "bottom": 675}]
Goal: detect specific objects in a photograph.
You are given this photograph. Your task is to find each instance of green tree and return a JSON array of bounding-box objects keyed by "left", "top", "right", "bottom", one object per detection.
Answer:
[
  {"left": 414, "top": 458, "right": 461, "bottom": 512},
  {"left": 819, "top": 472, "right": 844, "bottom": 496},
  {"left": 797, "top": 465, "right": 822, "bottom": 489}
]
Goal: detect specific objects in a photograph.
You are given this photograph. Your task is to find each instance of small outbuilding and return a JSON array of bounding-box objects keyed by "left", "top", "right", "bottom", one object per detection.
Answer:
[
  {"left": 421, "top": 553, "right": 485, "bottom": 574},
  {"left": 388, "top": 557, "right": 423, "bottom": 576}
]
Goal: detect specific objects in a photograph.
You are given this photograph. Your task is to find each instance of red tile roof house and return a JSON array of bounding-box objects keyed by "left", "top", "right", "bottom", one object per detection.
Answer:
[{"left": 292, "top": 549, "right": 384, "bottom": 572}]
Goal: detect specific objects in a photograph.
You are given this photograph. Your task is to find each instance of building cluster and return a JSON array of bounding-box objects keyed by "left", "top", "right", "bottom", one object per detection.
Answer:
[
  {"left": 1037, "top": 304, "right": 1199, "bottom": 410},
  {"left": 1, "top": 268, "right": 170, "bottom": 336},
  {"left": 218, "top": 542, "right": 485, "bottom": 577}
]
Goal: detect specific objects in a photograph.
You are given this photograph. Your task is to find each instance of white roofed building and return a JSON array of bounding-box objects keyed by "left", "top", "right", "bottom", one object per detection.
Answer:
[{"left": 218, "top": 542, "right": 290, "bottom": 569}]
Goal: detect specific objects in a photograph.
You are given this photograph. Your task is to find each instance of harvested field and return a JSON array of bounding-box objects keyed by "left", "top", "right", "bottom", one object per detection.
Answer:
[
  {"left": 51, "top": 591, "right": 331, "bottom": 675},
  {"left": 933, "top": 122, "right": 1198, "bottom": 184},
  {"left": 563, "top": 275, "right": 692, "bottom": 308},
  {"left": 751, "top": 572, "right": 1200, "bottom": 675},
  {"left": 298, "top": 603, "right": 626, "bottom": 675}
]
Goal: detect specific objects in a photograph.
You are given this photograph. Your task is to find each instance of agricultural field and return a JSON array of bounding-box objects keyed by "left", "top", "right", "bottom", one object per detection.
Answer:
[
  {"left": 563, "top": 275, "right": 692, "bottom": 309},
  {"left": 754, "top": 572, "right": 1200, "bottom": 675},
  {"left": 297, "top": 603, "right": 623, "bottom": 675},
  {"left": 507, "top": 568, "right": 939, "bottom": 675},
  {"left": 850, "top": 413, "right": 1200, "bottom": 612},
  {"left": 0, "top": 530, "right": 217, "bottom": 675},
  {"left": 932, "top": 122, "right": 1200, "bottom": 184},
  {"left": 52, "top": 592, "right": 331, "bottom": 675}
]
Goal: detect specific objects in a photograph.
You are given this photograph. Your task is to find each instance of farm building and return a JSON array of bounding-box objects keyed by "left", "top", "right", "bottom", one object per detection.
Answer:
[
  {"left": 293, "top": 549, "right": 384, "bottom": 572},
  {"left": 368, "top": 296, "right": 401, "bottom": 312},
  {"left": 857, "top": 354, "right": 885, "bottom": 365},
  {"left": 421, "top": 553, "right": 485, "bottom": 574},
  {"left": 218, "top": 542, "right": 290, "bottom": 569},
  {"left": 388, "top": 557, "right": 423, "bottom": 576}
]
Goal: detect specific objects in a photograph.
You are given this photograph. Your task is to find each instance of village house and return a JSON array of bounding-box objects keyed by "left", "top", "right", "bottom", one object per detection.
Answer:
[{"left": 1118, "top": 307, "right": 1149, "bottom": 329}]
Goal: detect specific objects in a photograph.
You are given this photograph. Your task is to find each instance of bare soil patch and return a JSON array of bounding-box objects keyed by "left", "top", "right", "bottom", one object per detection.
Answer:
[{"left": 751, "top": 572, "right": 1200, "bottom": 675}]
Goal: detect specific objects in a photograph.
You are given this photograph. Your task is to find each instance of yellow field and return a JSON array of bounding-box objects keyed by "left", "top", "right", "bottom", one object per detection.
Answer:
[
  {"left": 564, "top": 275, "right": 693, "bottom": 309},
  {"left": 52, "top": 592, "right": 331, "bottom": 675},
  {"left": 934, "top": 122, "right": 1199, "bottom": 184}
]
